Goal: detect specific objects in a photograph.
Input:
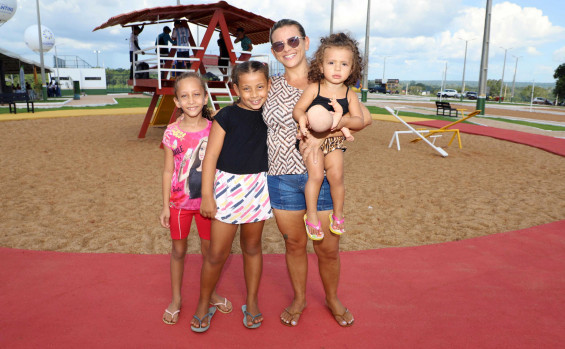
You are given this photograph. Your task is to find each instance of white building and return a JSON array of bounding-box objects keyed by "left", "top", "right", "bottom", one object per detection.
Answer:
[{"left": 49, "top": 55, "right": 106, "bottom": 95}]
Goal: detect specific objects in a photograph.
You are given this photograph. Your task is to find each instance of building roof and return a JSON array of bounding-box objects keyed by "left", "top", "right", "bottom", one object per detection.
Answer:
[
  {"left": 0, "top": 48, "right": 53, "bottom": 74},
  {"left": 93, "top": 1, "right": 275, "bottom": 45}
]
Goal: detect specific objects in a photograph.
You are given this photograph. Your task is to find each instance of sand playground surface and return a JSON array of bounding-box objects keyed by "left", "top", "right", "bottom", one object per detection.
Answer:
[{"left": 1, "top": 104, "right": 564, "bottom": 255}]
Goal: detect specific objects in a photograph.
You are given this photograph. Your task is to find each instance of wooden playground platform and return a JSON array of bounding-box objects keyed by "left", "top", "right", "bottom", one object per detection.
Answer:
[{"left": 94, "top": 1, "right": 274, "bottom": 138}]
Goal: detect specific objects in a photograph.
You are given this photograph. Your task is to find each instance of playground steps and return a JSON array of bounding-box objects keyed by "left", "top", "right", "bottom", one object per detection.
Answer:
[{"left": 206, "top": 80, "right": 235, "bottom": 111}]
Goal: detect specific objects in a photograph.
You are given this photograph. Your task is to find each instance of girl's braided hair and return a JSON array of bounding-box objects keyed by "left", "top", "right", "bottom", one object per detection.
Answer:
[{"left": 307, "top": 32, "right": 364, "bottom": 87}]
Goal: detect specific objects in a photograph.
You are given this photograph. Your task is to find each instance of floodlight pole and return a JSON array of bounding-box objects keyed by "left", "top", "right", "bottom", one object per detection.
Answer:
[
  {"left": 476, "top": 0, "right": 492, "bottom": 115},
  {"left": 458, "top": 37, "right": 475, "bottom": 94},
  {"left": 361, "top": 0, "right": 370, "bottom": 102},
  {"left": 36, "top": 0, "right": 47, "bottom": 100},
  {"left": 511, "top": 55, "right": 521, "bottom": 102},
  {"left": 54, "top": 45, "right": 60, "bottom": 85},
  {"left": 498, "top": 46, "right": 511, "bottom": 103},
  {"left": 382, "top": 56, "right": 387, "bottom": 82},
  {"left": 330, "top": 0, "right": 334, "bottom": 34}
]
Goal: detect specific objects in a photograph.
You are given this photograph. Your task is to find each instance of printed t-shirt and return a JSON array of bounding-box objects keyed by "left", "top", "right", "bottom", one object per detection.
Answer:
[
  {"left": 173, "top": 27, "right": 190, "bottom": 52},
  {"left": 162, "top": 120, "right": 212, "bottom": 210},
  {"left": 214, "top": 104, "right": 268, "bottom": 175}
]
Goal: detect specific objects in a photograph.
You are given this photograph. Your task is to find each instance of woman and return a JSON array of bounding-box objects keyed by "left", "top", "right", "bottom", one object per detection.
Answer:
[{"left": 263, "top": 19, "right": 372, "bottom": 327}]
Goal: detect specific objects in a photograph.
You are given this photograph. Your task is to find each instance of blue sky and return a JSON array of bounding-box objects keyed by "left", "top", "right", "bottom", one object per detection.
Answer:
[{"left": 1, "top": 0, "right": 564, "bottom": 84}]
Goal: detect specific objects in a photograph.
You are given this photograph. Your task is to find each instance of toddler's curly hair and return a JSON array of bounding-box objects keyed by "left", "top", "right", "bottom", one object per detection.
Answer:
[{"left": 307, "top": 32, "right": 364, "bottom": 87}]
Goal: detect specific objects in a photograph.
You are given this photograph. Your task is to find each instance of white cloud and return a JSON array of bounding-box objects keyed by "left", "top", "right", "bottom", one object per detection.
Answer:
[
  {"left": 3, "top": 0, "right": 563, "bottom": 81},
  {"left": 553, "top": 46, "right": 565, "bottom": 62},
  {"left": 526, "top": 46, "right": 541, "bottom": 55}
]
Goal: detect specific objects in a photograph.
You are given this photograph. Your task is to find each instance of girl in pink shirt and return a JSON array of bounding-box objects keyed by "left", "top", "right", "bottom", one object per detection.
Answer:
[{"left": 160, "top": 72, "right": 231, "bottom": 325}]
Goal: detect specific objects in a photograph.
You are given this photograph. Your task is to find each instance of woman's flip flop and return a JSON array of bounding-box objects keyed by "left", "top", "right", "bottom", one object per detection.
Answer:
[
  {"left": 304, "top": 214, "right": 324, "bottom": 240},
  {"left": 329, "top": 214, "right": 345, "bottom": 235}
]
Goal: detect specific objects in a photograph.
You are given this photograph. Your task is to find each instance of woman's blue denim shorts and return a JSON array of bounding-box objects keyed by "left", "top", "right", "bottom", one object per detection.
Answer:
[{"left": 267, "top": 174, "right": 333, "bottom": 211}]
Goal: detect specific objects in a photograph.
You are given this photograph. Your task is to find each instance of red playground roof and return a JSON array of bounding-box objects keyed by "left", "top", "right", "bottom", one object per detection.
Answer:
[{"left": 93, "top": 1, "right": 275, "bottom": 45}]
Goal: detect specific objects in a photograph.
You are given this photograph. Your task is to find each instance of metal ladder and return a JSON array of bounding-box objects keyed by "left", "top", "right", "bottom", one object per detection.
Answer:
[{"left": 205, "top": 80, "right": 234, "bottom": 111}]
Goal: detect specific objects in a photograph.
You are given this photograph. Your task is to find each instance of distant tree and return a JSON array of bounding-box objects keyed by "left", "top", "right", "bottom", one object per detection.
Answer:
[
  {"left": 553, "top": 63, "right": 565, "bottom": 102},
  {"left": 486, "top": 79, "right": 501, "bottom": 96},
  {"left": 515, "top": 85, "right": 552, "bottom": 102}
]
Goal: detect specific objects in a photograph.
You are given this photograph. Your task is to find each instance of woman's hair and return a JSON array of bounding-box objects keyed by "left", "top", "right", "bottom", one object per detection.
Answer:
[
  {"left": 269, "top": 19, "right": 306, "bottom": 43},
  {"left": 231, "top": 61, "right": 269, "bottom": 87},
  {"left": 173, "top": 72, "right": 212, "bottom": 121},
  {"left": 307, "top": 32, "right": 364, "bottom": 87}
]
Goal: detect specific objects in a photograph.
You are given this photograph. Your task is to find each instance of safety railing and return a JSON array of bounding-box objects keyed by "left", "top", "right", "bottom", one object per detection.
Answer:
[{"left": 133, "top": 45, "right": 204, "bottom": 89}]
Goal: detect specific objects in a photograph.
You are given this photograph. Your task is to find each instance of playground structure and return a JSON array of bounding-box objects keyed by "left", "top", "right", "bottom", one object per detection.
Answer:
[
  {"left": 93, "top": 1, "right": 274, "bottom": 138},
  {"left": 410, "top": 109, "right": 481, "bottom": 146},
  {"left": 385, "top": 106, "right": 448, "bottom": 157},
  {"left": 386, "top": 107, "right": 481, "bottom": 156}
]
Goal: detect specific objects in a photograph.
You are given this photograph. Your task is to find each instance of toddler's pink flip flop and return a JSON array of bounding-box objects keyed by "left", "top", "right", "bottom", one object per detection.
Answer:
[
  {"left": 304, "top": 214, "right": 324, "bottom": 240},
  {"left": 329, "top": 214, "right": 345, "bottom": 236}
]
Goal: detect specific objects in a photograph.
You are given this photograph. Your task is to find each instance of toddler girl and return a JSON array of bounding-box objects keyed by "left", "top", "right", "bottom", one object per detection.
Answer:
[{"left": 293, "top": 32, "right": 365, "bottom": 240}]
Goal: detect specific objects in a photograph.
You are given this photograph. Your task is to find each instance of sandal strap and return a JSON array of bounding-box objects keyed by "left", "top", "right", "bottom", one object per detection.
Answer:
[
  {"left": 331, "top": 214, "right": 345, "bottom": 225},
  {"left": 244, "top": 310, "right": 263, "bottom": 321},
  {"left": 165, "top": 309, "right": 180, "bottom": 317}
]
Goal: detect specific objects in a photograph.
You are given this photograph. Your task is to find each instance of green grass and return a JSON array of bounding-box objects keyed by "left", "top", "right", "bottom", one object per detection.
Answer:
[
  {"left": 367, "top": 105, "right": 565, "bottom": 131},
  {"left": 487, "top": 117, "right": 565, "bottom": 131},
  {"left": 0, "top": 97, "right": 152, "bottom": 114},
  {"left": 366, "top": 106, "right": 462, "bottom": 122}
]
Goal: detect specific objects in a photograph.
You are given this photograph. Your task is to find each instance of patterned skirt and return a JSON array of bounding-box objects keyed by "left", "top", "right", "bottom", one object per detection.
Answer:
[{"left": 214, "top": 170, "right": 272, "bottom": 224}]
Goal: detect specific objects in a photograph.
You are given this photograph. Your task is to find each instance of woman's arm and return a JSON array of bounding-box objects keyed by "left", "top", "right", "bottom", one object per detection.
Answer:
[
  {"left": 160, "top": 147, "right": 174, "bottom": 228},
  {"left": 200, "top": 121, "right": 226, "bottom": 219},
  {"left": 336, "top": 89, "right": 365, "bottom": 130},
  {"left": 328, "top": 99, "right": 372, "bottom": 137}
]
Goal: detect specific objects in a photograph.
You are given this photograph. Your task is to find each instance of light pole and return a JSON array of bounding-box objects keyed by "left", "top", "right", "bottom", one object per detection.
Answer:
[
  {"left": 361, "top": 0, "right": 370, "bottom": 102},
  {"left": 458, "top": 37, "right": 476, "bottom": 95},
  {"left": 476, "top": 0, "right": 493, "bottom": 115},
  {"left": 382, "top": 56, "right": 390, "bottom": 82},
  {"left": 439, "top": 61, "right": 447, "bottom": 102},
  {"left": 35, "top": 0, "right": 47, "bottom": 100},
  {"left": 54, "top": 45, "right": 60, "bottom": 85},
  {"left": 330, "top": 0, "right": 335, "bottom": 34},
  {"left": 93, "top": 50, "right": 101, "bottom": 67},
  {"left": 498, "top": 46, "right": 511, "bottom": 103},
  {"left": 510, "top": 55, "right": 521, "bottom": 102}
]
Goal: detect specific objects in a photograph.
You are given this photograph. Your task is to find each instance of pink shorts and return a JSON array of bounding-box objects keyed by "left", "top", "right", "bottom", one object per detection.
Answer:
[{"left": 169, "top": 208, "right": 211, "bottom": 240}]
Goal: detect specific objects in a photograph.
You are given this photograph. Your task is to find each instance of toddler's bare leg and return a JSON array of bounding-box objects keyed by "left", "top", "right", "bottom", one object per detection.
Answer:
[
  {"left": 341, "top": 127, "right": 354, "bottom": 141},
  {"left": 304, "top": 146, "right": 325, "bottom": 237},
  {"left": 325, "top": 150, "right": 345, "bottom": 232}
]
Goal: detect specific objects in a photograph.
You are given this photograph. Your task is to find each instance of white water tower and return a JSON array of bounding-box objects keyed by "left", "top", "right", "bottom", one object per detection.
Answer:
[
  {"left": 24, "top": 24, "right": 55, "bottom": 52},
  {"left": 0, "top": 0, "right": 17, "bottom": 27}
]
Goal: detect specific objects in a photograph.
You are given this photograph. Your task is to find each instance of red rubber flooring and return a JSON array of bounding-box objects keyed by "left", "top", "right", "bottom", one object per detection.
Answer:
[
  {"left": 1, "top": 219, "right": 564, "bottom": 348},
  {"left": 2, "top": 124, "right": 564, "bottom": 348},
  {"left": 411, "top": 120, "right": 565, "bottom": 157}
]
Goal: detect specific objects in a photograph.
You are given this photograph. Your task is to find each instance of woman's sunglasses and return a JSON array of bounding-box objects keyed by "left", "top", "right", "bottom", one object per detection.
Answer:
[{"left": 271, "top": 36, "right": 304, "bottom": 53}]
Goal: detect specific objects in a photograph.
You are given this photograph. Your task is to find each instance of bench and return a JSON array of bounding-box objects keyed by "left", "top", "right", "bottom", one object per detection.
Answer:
[
  {"left": 0, "top": 92, "right": 35, "bottom": 114},
  {"left": 435, "top": 101, "right": 459, "bottom": 117}
]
